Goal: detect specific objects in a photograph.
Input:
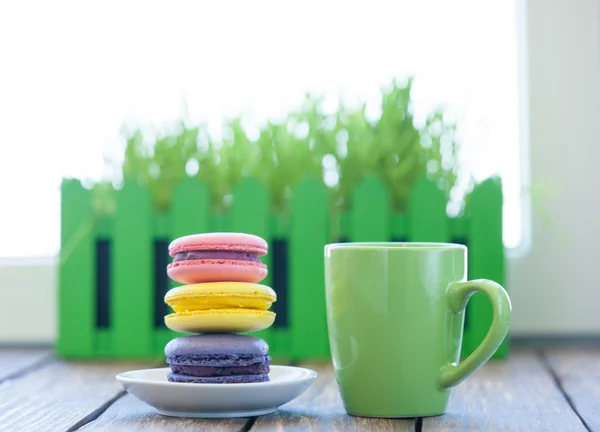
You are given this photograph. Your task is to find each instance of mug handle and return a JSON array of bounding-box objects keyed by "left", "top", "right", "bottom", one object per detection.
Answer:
[{"left": 440, "top": 279, "right": 512, "bottom": 389}]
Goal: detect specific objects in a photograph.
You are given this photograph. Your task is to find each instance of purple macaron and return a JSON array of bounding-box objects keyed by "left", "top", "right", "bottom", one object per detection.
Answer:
[{"left": 165, "top": 334, "right": 271, "bottom": 384}]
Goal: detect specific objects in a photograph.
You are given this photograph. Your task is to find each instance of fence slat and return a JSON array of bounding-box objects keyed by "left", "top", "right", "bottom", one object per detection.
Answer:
[
  {"left": 58, "top": 179, "right": 95, "bottom": 357},
  {"left": 112, "top": 180, "right": 153, "bottom": 357},
  {"left": 408, "top": 178, "right": 450, "bottom": 242},
  {"left": 290, "top": 178, "right": 330, "bottom": 359},
  {"left": 272, "top": 213, "right": 288, "bottom": 239},
  {"left": 463, "top": 177, "right": 507, "bottom": 358},
  {"left": 351, "top": 176, "right": 390, "bottom": 242},
  {"left": 154, "top": 212, "right": 170, "bottom": 239},
  {"left": 172, "top": 178, "right": 211, "bottom": 238},
  {"left": 450, "top": 216, "right": 469, "bottom": 241},
  {"left": 231, "top": 178, "right": 280, "bottom": 355},
  {"left": 391, "top": 214, "right": 407, "bottom": 241},
  {"left": 154, "top": 178, "right": 213, "bottom": 350},
  {"left": 171, "top": 178, "right": 211, "bottom": 297}
]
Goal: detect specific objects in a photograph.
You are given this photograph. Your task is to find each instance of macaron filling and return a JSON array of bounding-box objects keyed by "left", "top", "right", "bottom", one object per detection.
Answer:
[
  {"left": 167, "top": 372, "right": 269, "bottom": 383},
  {"left": 166, "top": 353, "right": 270, "bottom": 367},
  {"left": 169, "top": 361, "right": 270, "bottom": 377},
  {"left": 172, "top": 250, "right": 261, "bottom": 263}
]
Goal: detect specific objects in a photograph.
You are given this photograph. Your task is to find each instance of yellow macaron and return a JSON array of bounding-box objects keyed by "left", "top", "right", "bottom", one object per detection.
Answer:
[{"left": 164, "top": 282, "right": 276, "bottom": 333}]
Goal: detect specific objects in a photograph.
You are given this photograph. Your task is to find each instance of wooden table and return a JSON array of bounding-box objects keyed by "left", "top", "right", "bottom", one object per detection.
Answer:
[{"left": 1, "top": 347, "right": 597, "bottom": 431}]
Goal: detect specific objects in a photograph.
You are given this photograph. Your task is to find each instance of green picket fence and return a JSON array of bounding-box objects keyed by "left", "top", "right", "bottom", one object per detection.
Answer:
[{"left": 58, "top": 175, "right": 507, "bottom": 360}]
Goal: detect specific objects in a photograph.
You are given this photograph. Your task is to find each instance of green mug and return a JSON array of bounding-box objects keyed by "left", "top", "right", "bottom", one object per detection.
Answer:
[{"left": 324, "top": 242, "right": 511, "bottom": 417}]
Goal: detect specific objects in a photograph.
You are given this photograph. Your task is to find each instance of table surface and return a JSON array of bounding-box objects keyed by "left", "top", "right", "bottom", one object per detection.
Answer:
[{"left": 0, "top": 347, "right": 597, "bottom": 431}]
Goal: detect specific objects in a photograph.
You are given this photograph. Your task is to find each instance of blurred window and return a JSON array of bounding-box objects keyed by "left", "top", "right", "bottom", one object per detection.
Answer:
[{"left": 0, "top": 0, "right": 522, "bottom": 257}]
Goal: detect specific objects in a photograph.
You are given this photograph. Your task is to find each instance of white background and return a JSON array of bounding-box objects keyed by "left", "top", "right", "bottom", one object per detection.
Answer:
[
  {"left": 0, "top": 0, "right": 521, "bottom": 258},
  {"left": 2, "top": 0, "right": 596, "bottom": 342}
]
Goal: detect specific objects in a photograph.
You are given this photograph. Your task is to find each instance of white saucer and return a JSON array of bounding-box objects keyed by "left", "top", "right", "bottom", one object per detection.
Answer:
[{"left": 116, "top": 365, "right": 318, "bottom": 418}]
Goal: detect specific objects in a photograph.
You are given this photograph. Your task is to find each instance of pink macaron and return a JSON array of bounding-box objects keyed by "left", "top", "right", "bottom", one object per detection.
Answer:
[{"left": 167, "top": 232, "right": 268, "bottom": 284}]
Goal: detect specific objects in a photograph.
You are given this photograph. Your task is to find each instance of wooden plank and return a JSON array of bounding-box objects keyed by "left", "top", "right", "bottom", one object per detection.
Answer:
[
  {"left": 289, "top": 178, "right": 329, "bottom": 359},
  {"left": 253, "top": 363, "right": 414, "bottom": 431},
  {"left": 350, "top": 176, "right": 390, "bottom": 242},
  {"left": 78, "top": 393, "right": 248, "bottom": 431},
  {"left": 424, "top": 349, "right": 585, "bottom": 431},
  {"left": 0, "top": 349, "right": 51, "bottom": 382},
  {"left": 231, "top": 178, "right": 276, "bottom": 354},
  {"left": 58, "top": 179, "right": 95, "bottom": 357},
  {"left": 545, "top": 347, "right": 600, "bottom": 431},
  {"left": 0, "top": 358, "right": 154, "bottom": 431},
  {"left": 463, "top": 177, "right": 507, "bottom": 359},
  {"left": 112, "top": 180, "right": 153, "bottom": 358}
]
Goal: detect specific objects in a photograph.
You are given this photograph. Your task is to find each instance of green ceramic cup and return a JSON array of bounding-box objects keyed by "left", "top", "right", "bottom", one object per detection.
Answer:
[{"left": 324, "top": 242, "right": 511, "bottom": 418}]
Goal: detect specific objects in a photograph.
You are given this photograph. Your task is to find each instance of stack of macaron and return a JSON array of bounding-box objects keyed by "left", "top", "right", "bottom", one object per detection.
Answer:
[{"left": 163, "top": 232, "right": 276, "bottom": 384}]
